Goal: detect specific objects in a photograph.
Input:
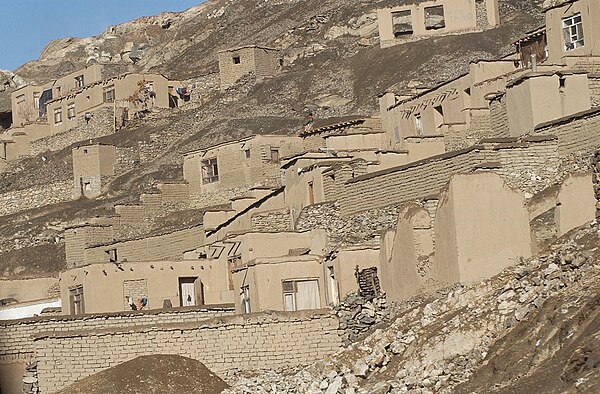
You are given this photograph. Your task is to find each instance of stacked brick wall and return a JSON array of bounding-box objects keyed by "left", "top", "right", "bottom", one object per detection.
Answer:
[
  {"left": 0, "top": 180, "right": 71, "bottom": 217},
  {"left": 466, "top": 109, "right": 493, "bottom": 141},
  {"left": 572, "top": 56, "right": 600, "bottom": 74},
  {"left": 65, "top": 225, "right": 114, "bottom": 268},
  {"left": 157, "top": 183, "right": 190, "bottom": 206},
  {"left": 0, "top": 307, "right": 234, "bottom": 361},
  {"left": 339, "top": 139, "right": 561, "bottom": 216},
  {"left": 489, "top": 97, "right": 510, "bottom": 138},
  {"left": 84, "top": 226, "right": 205, "bottom": 264},
  {"left": 535, "top": 109, "right": 600, "bottom": 156},
  {"left": 34, "top": 310, "right": 340, "bottom": 393},
  {"left": 340, "top": 149, "right": 482, "bottom": 216},
  {"left": 253, "top": 48, "right": 280, "bottom": 79},
  {"left": 251, "top": 208, "right": 292, "bottom": 232},
  {"left": 589, "top": 76, "right": 600, "bottom": 107},
  {"left": 29, "top": 107, "right": 114, "bottom": 156}
]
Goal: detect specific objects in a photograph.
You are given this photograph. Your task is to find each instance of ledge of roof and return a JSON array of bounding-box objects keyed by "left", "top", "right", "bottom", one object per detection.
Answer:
[{"left": 535, "top": 107, "right": 600, "bottom": 130}]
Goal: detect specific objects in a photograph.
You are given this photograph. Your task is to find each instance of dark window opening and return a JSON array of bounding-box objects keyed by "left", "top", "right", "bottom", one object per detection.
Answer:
[
  {"left": 103, "top": 87, "right": 115, "bottom": 103},
  {"left": 245, "top": 149, "right": 251, "bottom": 159},
  {"left": 425, "top": 5, "right": 446, "bottom": 30},
  {"left": 559, "top": 77, "right": 566, "bottom": 88},
  {"left": 392, "top": 10, "right": 413, "bottom": 37},
  {"left": 232, "top": 56, "right": 241, "bottom": 64},
  {"left": 69, "top": 286, "right": 85, "bottom": 315},
  {"left": 201, "top": 158, "right": 219, "bottom": 184},
  {"left": 270, "top": 148, "right": 280, "bottom": 163},
  {"left": 107, "top": 248, "right": 118, "bottom": 263},
  {"left": 75, "top": 75, "right": 85, "bottom": 88}
]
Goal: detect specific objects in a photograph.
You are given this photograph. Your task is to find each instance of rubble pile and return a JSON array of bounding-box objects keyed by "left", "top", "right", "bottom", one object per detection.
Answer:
[
  {"left": 224, "top": 221, "right": 600, "bottom": 394},
  {"left": 22, "top": 361, "right": 39, "bottom": 394},
  {"left": 335, "top": 293, "right": 386, "bottom": 345}
]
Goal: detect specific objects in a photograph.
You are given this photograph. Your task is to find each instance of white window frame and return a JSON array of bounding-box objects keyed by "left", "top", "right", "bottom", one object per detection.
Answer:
[
  {"left": 563, "top": 13, "right": 584, "bottom": 51},
  {"left": 241, "top": 285, "right": 251, "bottom": 314},
  {"left": 53, "top": 108, "right": 62, "bottom": 124},
  {"left": 67, "top": 103, "right": 76, "bottom": 120}
]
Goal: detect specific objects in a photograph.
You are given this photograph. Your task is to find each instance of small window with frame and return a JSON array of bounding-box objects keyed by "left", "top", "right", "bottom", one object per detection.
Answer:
[
  {"left": 563, "top": 13, "right": 584, "bottom": 51},
  {"left": 201, "top": 158, "right": 219, "bottom": 184}
]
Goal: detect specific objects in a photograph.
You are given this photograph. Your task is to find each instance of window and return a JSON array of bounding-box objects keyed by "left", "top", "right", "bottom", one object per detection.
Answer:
[
  {"left": 232, "top": 56, "right": 241, "bottom": 64},
  {"left": 415, "top": 113, "right": 423, "bottom": 135},
  {"left": 270, "top": 148, "right": 280, "bottom": 163},
  {"left": 74, "top": 75, "right": 85, "bottom": 88},
  {"left": 392, "top": 10, "right": 413, "bottom": 37},
  {"left": 106, "top": 248, "right": 118, "bottom": 263},
  {"left": 67, "top": 103, "right": 76, "bottom": 120},
  {"left": 425, "top": 5, "right": 445, "bottom": 30},
  {"left": 53, "top": 108, "right": 62, "bottom": 124},
  {"left": 33, "top": 92, "right": 41, "bottom": 111},
  {"left": 227, "top": 255, "right": 241, "bottom": 291},
  {"left": 201, "top": 158, "right": 219, "bottom": 184},
  {"left": 69, "top": 286, "right": 85, "bottom": 315},
  {"left": 282, "top": 279, "right": 320, "bottom": 311},
  {"left": 241, "top": 285, "right": 251, "bottom": 314},
  {"left": 84, "top": 182, "right": 92, "bottom": 191},
  {"left": 103, "top": 86, "right": 115, "bottom": 103},
  {"left": 245, "top": 149, "right": 251, "bottom": 159},
  {"left": 563, "top": 13, "right": 584, "bottom": 51},
  {"left": 308, "top": 181, "right": 315, "bottom": 205}
]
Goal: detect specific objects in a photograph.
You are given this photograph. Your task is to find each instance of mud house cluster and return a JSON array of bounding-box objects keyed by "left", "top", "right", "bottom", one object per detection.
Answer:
[{"left": 2, "top": 0, "right": 600, "bottom": 392}]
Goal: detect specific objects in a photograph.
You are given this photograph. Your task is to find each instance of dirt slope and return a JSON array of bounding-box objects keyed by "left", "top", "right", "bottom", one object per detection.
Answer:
[{"left": 58, "top": 354, "right": 229, "bottom": 394}]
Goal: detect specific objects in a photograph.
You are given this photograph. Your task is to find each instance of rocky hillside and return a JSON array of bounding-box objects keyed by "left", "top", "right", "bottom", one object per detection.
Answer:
[
  {"left": 0, "top": 0, "right": 545, "bottom": 278},
  {"left": 222, "top": 221, "right": 600, "bottom": 394}
]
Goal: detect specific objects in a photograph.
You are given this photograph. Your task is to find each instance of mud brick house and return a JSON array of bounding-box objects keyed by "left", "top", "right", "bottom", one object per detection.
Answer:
[
  {"left": 183, "top": 134, "right": 305, "bottom": 207},
  {"left": 1, "top": 64, "right": 176, "bottom": 165},
  {"left": 72, "top": 143, "right": 116, "bottom": 199},
  {"left": 377, "top": 0, "right": 500, "bottom": 48},
  {"left": 218, "top": 45, "right": 281, "bottom": 89}
]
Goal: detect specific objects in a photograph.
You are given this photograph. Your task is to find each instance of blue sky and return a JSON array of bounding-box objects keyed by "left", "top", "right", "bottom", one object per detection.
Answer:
[{"left": 0, "top": 1, "right": 205, "bottom": 71}]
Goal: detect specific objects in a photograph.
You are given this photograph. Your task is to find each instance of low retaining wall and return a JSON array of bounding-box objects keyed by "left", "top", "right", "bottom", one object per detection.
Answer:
[{"left": 34, "top": 310, "right": 341, "bottom": 393}]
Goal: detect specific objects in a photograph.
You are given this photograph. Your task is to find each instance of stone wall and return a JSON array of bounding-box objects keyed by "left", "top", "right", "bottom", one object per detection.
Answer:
[
  {"left": 29, "top": 107, "right": 114, "bottom": 157},
  {"left": 593, "top": 151, "right": 600, "bottom": 218},
  {"left": 0, "top": 180, "right": 71, "bottom": 218},
  {"left": 251, "top": 208, "right": 292, "bottom": 232},
  {"left": 296, "top": 202, "right": 399, "bottom": 250},
  {"left": 34, "top": 310, "right": 341, "bottom": 393}
]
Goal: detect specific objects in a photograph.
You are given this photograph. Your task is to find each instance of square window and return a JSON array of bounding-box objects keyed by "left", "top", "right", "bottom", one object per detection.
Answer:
[
  {"left": 392, "top": 10, "right": 413, "bottom": 37},
  {"left": 201, "top": 158, "right": 219, "bottom": 184},
  {"left": 233, "top": 56, "right": 241, "bottom": 64},
  {"left": 425, "top": 5, "right": 445, "bottom": 30}
]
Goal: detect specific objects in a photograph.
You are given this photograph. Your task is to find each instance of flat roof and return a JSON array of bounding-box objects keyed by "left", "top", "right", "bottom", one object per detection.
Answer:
[{"left": 218, "top": 45, "right": 278, "bottom": 53}]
